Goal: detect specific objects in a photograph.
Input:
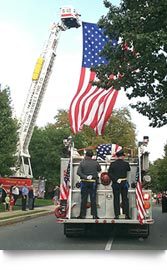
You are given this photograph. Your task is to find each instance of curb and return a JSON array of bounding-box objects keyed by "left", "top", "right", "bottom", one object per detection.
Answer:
[{"left": 0, "top": 210, "right": 55, "bottom": 226}]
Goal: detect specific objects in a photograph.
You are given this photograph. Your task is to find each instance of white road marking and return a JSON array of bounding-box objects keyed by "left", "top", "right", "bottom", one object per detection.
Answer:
[{"left": 105, "top": 237, "right": 114, "bottom": 250}]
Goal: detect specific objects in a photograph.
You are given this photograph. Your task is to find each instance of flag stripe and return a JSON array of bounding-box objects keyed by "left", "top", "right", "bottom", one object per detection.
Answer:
[
  {"left": 94, "top": 89, "right": 118, "bottom": 134},
  {"left": 82, "top": 88, "right": 112, "bottom": 127},
  {"left": 135, "top": 167, "right": 146, "bottom": 224},
  {"left": 60, "top": 161, "right": 70, "bottom": 201},
  {"left": 80, "top": 87, "right": 111, "bottom": 128},
  {"left": 69, "top": 68, "right": 96, "bottom": 133}
]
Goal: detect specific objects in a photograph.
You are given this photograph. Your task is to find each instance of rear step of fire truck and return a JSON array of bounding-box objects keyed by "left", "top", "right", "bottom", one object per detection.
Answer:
[
  {"left": 61, "top": 213, "right": 152, "bottom": 238},
  {"left": 63, "top": 222, "right": 150, "bottom": 238}
]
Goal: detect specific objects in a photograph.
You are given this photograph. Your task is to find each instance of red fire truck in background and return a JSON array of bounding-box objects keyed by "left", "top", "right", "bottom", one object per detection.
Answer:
[{"left": 0, "top": 177, "right": 46, "bottom": 200}]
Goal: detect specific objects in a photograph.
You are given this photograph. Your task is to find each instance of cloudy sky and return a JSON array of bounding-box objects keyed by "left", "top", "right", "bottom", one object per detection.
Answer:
[{"left": 0, "top": 0, "right": 167, "bottom": 162}]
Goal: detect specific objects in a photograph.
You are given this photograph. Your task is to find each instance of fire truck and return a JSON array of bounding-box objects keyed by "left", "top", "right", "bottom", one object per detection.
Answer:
[
  {"left": 55, "top": 136, "right": 154, "bottom": 238},
  {"left": 0, "top": 6, "right": 81, "bottom": 194}
]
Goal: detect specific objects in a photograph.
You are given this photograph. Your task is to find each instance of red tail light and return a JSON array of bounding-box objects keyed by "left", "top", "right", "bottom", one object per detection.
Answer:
[{"left": 143, "top": 193, "right": 150, "bottom": 200}]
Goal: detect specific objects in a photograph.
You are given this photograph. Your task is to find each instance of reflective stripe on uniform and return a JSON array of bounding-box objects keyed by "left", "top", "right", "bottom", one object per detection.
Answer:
[
  {"left": 82, "top": 179, "right": 96, "bottom": 182},
  {"left": 119, "top": 178, "right": 127, "bottom": 181}
]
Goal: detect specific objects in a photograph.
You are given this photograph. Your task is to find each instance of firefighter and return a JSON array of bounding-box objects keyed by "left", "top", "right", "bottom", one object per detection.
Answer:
[
  {"left": 108, "top": 149, "right": 131, "bottom": 219},
  {"left": 77, "top": 150, "right": 101, "bottom": 219}
]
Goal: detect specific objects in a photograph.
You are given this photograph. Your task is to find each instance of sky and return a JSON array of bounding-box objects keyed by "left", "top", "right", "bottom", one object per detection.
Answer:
[{"left": 0, "top": 0, "right": 167, "bottom": 162}]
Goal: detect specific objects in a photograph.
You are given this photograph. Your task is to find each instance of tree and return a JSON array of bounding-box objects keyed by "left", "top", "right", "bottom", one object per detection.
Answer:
[
  {"left": 150, "top": 143, "right": 167, "bottom": 192},
  {"left": 53, "top": 108, "right": 136, "bottom": 150},
  {"left": 0, "top": 86, "right": 18, "bottom": 176},
  {"left": 29, "top": 126, "right": 68, "bottom": 179},
  {"left": 30, "top": 108, "right": 136, "bottom": 183},
  {"left": 93, "top": 0, "right": 167, "bottom": 128},
  {"left": 100, "top": 107, "right": 136, "bottom": 148}
]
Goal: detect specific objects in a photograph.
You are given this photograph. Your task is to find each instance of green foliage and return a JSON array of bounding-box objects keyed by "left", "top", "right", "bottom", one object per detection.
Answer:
[
  {"left": 150, "top": 145, "right": 167, "bottom": 192},
  {"left": 29, "top": 126, "right": 69, "bottom": 183},
  {"left": 93, "top": 0, "right": 167, "bottom": 128},
  {"left": 101, "top": 107, "right": 136, "bottom": 148},
  {"left": 0, "top": 87, "right": 18, "bottom": 176},
  {"left": 29, "top": 108, "right": 136, "bottom": 194}
]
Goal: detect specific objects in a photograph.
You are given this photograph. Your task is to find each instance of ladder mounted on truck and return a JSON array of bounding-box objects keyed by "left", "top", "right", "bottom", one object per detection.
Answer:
[{"left": 14, "top": 6, "right": 81, "bottom": 178}]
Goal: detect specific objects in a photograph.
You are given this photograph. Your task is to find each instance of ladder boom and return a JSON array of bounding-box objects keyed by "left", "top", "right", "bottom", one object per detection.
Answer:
[{"left": 15, "top": 7, "right": 81, "bottom": 178}]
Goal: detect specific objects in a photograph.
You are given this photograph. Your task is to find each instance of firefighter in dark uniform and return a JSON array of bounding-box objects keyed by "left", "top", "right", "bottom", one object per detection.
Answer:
[
  {"left": 108, "top": 150, "right": 131, "bottom": 219},
  {"left": 77, "top": 150, "right": 101, "bottom": 219}
]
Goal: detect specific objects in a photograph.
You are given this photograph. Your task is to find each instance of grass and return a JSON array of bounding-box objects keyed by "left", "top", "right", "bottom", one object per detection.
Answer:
[{"left": 0, "top": 198, "right": 53, "bottom": 213}]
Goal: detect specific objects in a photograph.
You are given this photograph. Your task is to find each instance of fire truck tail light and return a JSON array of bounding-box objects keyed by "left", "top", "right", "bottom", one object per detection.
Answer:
[
  {"left": 144, "top": 201, "right": 150, "bottom": 209},
  {"left": 143, "top": 193, "right": 150, "bottom": 200}
]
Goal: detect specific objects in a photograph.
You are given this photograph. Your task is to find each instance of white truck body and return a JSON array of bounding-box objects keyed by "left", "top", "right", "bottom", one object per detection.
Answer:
[{"left": 56, "top": 142, "right": 154, "bottom": 238}]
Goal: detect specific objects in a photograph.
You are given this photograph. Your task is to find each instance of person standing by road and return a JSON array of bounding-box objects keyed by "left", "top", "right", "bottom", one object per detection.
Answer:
[
  {"left": 77, "top": 150, "right": 101, "bottom": 219},
  {"left": 5, "top": 193, "right": 10, "bottom": 211},
  {"left": 28, "top": 185, "right": 35, "bottom": 210},
  {"left": 0, "top": 184, "right": 7, "bottom": 210},
  {"left": 162, "top": 191, "right": 167, "bottom": 213},
  {"left": 108, "top": 150, "right": 131, "bottom": 219},
  {"left": 53, "top": 186, "right": 60, "bottom": 205},
  {"left": 12, "top": 185, "right": 20, "bottom": 204},
  {"left": 9, "top": 195, "right": 15, "bottom": 211},
  {"left": 0, "top": 184, "right": 3, "bottom": 206},
  {"left": 21, "top": 183, "right": 29, "bottom": 211}
]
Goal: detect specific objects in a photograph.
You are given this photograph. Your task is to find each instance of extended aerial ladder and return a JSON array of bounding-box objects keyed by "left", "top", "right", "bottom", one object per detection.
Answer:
[{"left": 15, "top": 6, "right": 81, "bottom": 178}]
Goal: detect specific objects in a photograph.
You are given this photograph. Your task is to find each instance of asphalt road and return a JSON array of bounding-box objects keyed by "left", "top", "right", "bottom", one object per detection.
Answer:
[{"left": 0, "top": 205, "right": 166, "bottom": 250}]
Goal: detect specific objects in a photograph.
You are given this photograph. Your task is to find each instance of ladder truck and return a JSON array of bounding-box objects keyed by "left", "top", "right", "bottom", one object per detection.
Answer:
[
  {"left": 15, "top": 6, "right": 81, "bottom": 178},
  {"left": 0, "top": 6, "right": 81, "bottom": 195},
  {"left": 55, "top": 136, "right": 154, "bottom": 238}
]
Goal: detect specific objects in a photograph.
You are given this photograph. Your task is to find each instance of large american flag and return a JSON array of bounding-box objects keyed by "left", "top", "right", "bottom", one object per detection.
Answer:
[
  {"left": 135, "top": 166, "right": 146, "bottom": 224},
  {"left": 59, "top": 161, "right": 70, "bottom": 200},
  {"left": 69, "top": 22, "right": 118, "bottom": 135}
]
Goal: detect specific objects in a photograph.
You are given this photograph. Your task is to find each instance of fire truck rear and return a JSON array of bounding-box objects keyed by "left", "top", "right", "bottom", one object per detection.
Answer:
[{"left": 55, "top": 136, "right": 154, "bottom": 238}]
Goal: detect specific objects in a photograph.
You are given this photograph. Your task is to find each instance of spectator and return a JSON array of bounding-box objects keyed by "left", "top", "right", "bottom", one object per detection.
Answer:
[
  {"left": 0, "top": 184, "right": 3, "bottom": 206},
  {"left": 9, "top": 195, "right": 15, "bottom": 211},
  {"left": 0, "top": 184, "right": 7, "bottom": 210},
  {"left": 28, "top": 185, "right": 34, "bottom": 210},
  {"left": 53, "top": 186, "right": 60, "bottom": 205},
  {"left": 162, "top": 191, "right": 167, "bottom": 213},
  {"left": 5, "top": 193, "right": 10, "bottom": 211},
  {"left": 156, "top": 192, "right": 162, "bottom": 204},
  {"left": 21, "top": 183, "right": 29, "bottom": 211},
  {"left": 12, "top": 185, "right": 20, "bottom": 204}
]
